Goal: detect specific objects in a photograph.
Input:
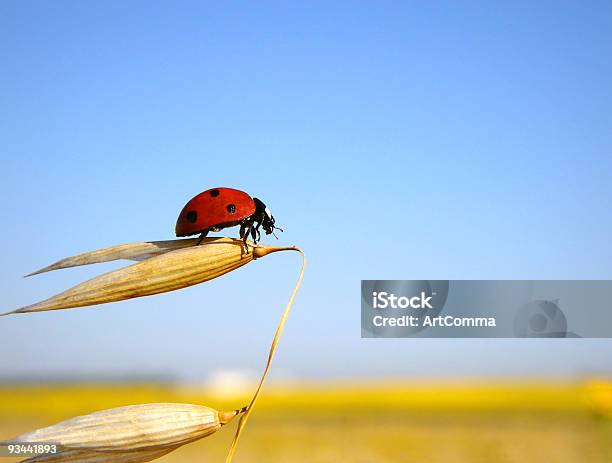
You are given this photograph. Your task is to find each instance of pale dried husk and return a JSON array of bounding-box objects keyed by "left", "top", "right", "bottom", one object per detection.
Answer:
[
  {"left": 25, "top": 239, "right": 204, "bottom": 276},
  {"left": 3, "top": 238, "right": 297, "bottom": 316},
  {"left": 21, "top": 446, "right": 179, "bottom": 463},
  {"left": 6, "top": 403, "right": 244, "bottom": 463}
]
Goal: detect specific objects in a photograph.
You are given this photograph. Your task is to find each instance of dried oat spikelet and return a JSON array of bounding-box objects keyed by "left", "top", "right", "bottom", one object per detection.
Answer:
[
  {"left": 20, "top": 445, "right": 179, "bottom": 463},
  {"left": 5, "top": 403, "right": 245, "bottom": 463},
  {"left": 25, "top": 238, "right": 204, "bottom": 276},
  {"left": 3, "top": 238, "right": 297, "bottom": 315}
]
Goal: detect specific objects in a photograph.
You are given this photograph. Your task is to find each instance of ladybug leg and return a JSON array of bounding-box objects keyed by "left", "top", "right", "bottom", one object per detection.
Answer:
[
  {"left": 239, "top": 222, "right": 249, "bottom": 241},
  {"left": 253, "top": 222, "right": 262, "bottom": 243},
  {"left": 248, "top": 219, "right": 263, "bottom": 244},
  {"left": 196, "top": 229, "right": 209, "bottom": 245},
  {"left": 240, "top": 218, "right": 254, "bottom": 252}
]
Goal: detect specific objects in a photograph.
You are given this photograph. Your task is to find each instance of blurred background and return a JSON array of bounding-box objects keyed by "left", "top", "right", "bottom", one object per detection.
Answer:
[{"left": 1, "top": 1, "right": 612, "bottom": 462}]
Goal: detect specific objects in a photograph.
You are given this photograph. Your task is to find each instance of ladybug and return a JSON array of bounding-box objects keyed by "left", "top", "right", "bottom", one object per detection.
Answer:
[{"left": 175, "top": 187, "right": 282, "bottom": 245}]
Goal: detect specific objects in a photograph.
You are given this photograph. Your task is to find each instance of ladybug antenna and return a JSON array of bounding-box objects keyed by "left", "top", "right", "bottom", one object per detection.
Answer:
[{"left": 272, "top": 225, "right": 284, "bottom": 239}]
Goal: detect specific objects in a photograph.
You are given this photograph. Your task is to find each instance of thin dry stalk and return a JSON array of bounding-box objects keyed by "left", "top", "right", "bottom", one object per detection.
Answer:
[{"left": 225, "top": 248, "right": 306, "bottom": 463}]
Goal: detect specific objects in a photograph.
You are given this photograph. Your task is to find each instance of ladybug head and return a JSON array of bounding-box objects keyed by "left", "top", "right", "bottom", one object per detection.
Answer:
[
  {"left": 253, "top": 198, "right": 282, "bottom": 236},
  {"left": 261, "top": 206, "right": 276, "bottom": 235}
]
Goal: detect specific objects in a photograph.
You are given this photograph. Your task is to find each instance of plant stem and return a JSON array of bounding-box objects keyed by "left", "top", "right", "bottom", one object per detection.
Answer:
[{"left": 224, "top": 248, "right": 306, "bottom": 463}]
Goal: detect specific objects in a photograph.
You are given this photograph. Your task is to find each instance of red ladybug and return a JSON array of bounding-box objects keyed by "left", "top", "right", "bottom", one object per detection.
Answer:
[{"left": 175, "top": 187, "right": 281, "bottom": 245}]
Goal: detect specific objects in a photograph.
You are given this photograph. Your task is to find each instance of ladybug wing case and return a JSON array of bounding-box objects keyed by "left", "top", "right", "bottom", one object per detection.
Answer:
[{"left": 175, "top": 187, "right": 256, "bottom": 237}]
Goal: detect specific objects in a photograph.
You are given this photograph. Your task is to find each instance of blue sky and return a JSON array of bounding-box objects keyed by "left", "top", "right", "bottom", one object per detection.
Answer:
[{"left": 1, "top": 1, "right": 611, "bottom": 380}]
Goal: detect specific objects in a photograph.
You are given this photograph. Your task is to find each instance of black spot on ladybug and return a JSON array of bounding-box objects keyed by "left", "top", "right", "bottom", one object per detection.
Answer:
[
  {"left": 227, "top": 204, "right": 236, "bottom": 214},
  {"left": 210, "top": 189, "right": 220, "bottom": 197},
  {"left": 186, "top": 210, "right": 198, "bottom": 223}
]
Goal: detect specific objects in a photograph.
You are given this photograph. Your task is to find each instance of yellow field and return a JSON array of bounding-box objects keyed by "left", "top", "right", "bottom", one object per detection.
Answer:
[{"left": 1, "top": 380, "right": 611, "bottom": 463}]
